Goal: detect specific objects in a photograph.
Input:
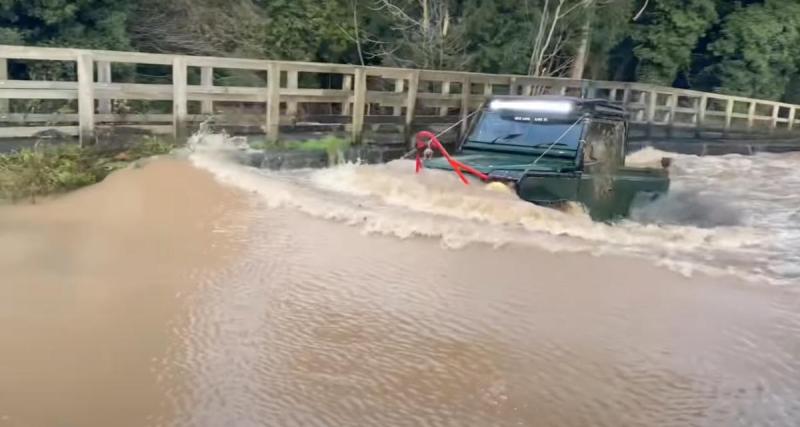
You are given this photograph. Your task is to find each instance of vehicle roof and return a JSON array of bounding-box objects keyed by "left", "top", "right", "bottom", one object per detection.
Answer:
[{"left": 485, "top": 95, "right": 626, "bottom": 119}]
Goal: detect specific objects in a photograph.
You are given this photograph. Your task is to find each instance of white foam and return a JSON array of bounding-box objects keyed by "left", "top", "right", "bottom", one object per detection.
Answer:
[{"left": 188, "top": 132, "right": 799, "bottom": 285}]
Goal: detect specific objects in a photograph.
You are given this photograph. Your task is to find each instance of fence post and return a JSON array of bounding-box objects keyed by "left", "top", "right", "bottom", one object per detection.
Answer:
[
  {"left": 460, "top": 77, "right": 472, "bottom": 139},
  {"left": 405, "top": 70, "right": 420, "bottom": 147},
  {"left": 439, "top": 80, "right": 450, "bottom": 116},
  {"left": 286, "top": 69, "right": 298, "bottom": 120},
  {"left": 0, "top": 58, "right": 7, "bottom": 114},
  {"left": 585, "top": 82, "right": 597, "bottom": 98},
  {"left": 97, "top": 61, "right": 112, "bottom": 115},
  {"left": 646, "top": 91, "right": 657, "bottom": 122},
  {"left": 667, "top": 93, "right": 678, "bottom": 135},
  {"left": 621, "top": 85, "right": 631, "bottom": 105},
  {"left": 172, "top": 56, "right": 188, "bottom": 140},
  {"left": 667, "top": 93, "right": 678, "bottom": 137},
  {"left": 341, "top": 75, "right": 352, "bottom": 115},
  {"left": 351, "top": 67, "right": 367, "bottom": 144},
  {"left": 645, "top": 91, "right": 657, "bottom": 138},
  {"left": 697, "top": 95, "right": 708, "bottom": 127},
  {"left": 200, "top": 66, "right": 214, "bottom": 114},
  {"left": 789, "top": 107, "right": 796, "bottom": 130},
  {"left": 746, "top": 101, "right": 756, "bottom": 130},
  {"left": 266, "top": 63, "right": 281, "bottom": 141},
  {"left": 483, "top": 83, "right": 493, "bottom": 97},
  {"left": 670, "top": 94, "right": 678, "bottom": 119},
  {"left": 724, "top": 98, "right": 734, "bottom": 130},
  {"left": 393, "top": 78, "right": 404, "bottom": 116},
  {"left": 76, "top": 53, "right": 95, "bottom": 147},
  {"left": 770, "top": 104, "right": 779, "bottom": 130},
  {"left": 522, "top": 82, "right": 533, "bottom": 96}
]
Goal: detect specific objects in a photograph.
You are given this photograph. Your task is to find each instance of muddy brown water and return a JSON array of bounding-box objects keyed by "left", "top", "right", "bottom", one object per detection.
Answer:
[{"left": 1, "top": 159, "right": 800, "bottom": 427}]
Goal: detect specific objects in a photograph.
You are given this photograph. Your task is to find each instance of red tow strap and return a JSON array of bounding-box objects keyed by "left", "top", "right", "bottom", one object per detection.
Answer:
[{"left": 414, "top": 131, "right": 489, "bottom": 185}]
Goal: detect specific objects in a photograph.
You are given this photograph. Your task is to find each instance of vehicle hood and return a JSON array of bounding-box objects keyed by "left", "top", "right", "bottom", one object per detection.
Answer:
[{"left": 423, "top": 151, "right": 577, "bottom": 174}]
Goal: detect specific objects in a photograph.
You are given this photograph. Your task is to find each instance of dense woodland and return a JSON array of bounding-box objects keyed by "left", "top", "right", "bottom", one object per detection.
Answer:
[{"left": 1, "top": 0, "right": 799, "bottom": 102}]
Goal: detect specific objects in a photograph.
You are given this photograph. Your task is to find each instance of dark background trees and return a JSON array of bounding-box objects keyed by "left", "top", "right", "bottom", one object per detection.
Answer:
[{"left": 3, "top": 0, "right": 800, "bottom": 101}]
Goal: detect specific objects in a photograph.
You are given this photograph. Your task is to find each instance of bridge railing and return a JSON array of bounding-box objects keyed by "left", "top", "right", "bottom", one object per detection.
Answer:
[{"left": 1, "top": 44, "right": 798, "bottom": 146}]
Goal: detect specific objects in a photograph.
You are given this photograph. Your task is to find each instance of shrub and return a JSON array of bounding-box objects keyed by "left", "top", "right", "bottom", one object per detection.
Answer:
[
  {"left": 248, "top": 136, "right": 351, "bottom": 164},
  {"left": 0, "top": 137, "right": 176, "bottom": 203}
]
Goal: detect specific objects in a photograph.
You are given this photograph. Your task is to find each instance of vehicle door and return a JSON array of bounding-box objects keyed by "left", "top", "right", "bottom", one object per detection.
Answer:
[{"left": 578, "top": 119, "right": 628, "bottom": 219}]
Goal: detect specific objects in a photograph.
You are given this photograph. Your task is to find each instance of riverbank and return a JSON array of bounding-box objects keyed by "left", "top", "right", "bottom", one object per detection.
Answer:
[
  {"left": 0, "top": 158, "right": 249, "bottom": 427},
  {"left": 0, "top": 137, "right": 176, "bottom": 203}
]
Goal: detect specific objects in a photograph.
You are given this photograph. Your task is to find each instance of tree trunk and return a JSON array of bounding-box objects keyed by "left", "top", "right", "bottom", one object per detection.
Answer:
[
  {"left": 529, "top": 0, "right": 550, "bottom": 75},
  {"left": 534, "top": 0, "right": 564, "bottom": 77},
  {"left": 569, "top": 1, "right": 593, "bottom": 80},
  {"left": 422, "top": 0, "right": 430, "bottom": 33},
  {"left": 352, "top": 0, "right": 364, "bottom": 65}
]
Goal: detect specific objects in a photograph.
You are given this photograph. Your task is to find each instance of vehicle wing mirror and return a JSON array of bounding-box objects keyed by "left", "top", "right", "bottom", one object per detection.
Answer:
[{"left": 661, "top": 157, "right": 672, "bottom": 169}]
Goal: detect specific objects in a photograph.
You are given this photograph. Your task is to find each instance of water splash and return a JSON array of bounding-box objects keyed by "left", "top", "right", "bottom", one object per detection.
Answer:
[{"left": 189, "top": 133, "right": 799, "bottom": 285}]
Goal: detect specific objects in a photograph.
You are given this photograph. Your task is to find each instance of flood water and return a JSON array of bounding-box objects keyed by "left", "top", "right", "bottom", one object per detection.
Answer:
[{"left": 2, "top": 137, "right": 800, "bottom": 426}]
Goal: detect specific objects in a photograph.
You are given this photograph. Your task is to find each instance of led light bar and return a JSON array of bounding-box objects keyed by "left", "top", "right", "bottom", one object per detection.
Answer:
[{"left": 489, "top": 99, "right": 573, "bottom": 113}]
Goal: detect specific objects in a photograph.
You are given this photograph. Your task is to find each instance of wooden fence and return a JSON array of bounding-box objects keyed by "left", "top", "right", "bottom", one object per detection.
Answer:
[{"left": 2, "top": 44, "right": 799, "bottom": 146}]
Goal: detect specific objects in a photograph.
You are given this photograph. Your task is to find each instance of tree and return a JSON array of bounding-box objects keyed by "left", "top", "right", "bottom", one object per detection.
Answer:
[
  {"left": 632, "top": 0, "right": 717, "bottom": 85},
  {"left": 703, "top": 1, "right": 800, "bottom": 101},
  {"left": 260, "top": 0, "right": 355, "bottom": 63},
  {"left": 367, "top": 0, "right": 470, "bottom": 70},
  {"left": 129, "top": 0, "right": 355, "bottom": 64},
  {"left": 527, "top": 0, "right": 588, "bottom": 77},
  {"left": 568, "top": 0, "right": 594, "bottom": 79},
  {"left": 581, "top": 0, "right": 637, "bottom": 80},
  {"left": 128, "top": 0, "right": 265, "bottom": 57},
  {"left": 4, "top": 0, "right": 800, "bottom": 103},
  {"left": 0, "top": 0, "right": 131, "bottom": 50},
  {"left": 0, "top": 26, "right": 23, "bottom": 45},
  {"left": 460, "top": 0, "right": 538, "bottom": 74}
]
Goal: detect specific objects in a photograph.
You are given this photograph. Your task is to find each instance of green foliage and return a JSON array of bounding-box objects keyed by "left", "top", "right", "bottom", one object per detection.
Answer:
[
  {"left": 6, "top": 0, "right": 800, "bottom": 103},
  {"left": 0, "top": 137, "right": 175, "bottom": 203},
  {"left": 249, "top": 136, "right": 351, "bottom": 164},
  {"left": 1, "top": 0, "right": 132, "bottom": 84},
  {"left": 0, "top": 145, "right": 105, "bottom": 202},
  {"left": 589, "top": 0, "right": 636, "bottom": 80},
  {"left": 633, "top": 0, "right": 717, "bottom": 85},
  {"left": 128, "top": 135, "right": 176, "bottom": 158},
  {"left": 703, "top": 2, "right": 800, "bottom": 101},
  {"left": 461, "top": 0, "right": 538, "bottom": 74},
  {"left": 0, "top": 26, "right": 23, "bottom": 44},
  {"left": 247, "top": 139, "right": 279, "bottom": 151},
  {"left": 364, "top": 0, "right": 471, "bottom": 70},
  {"left": 0, "top": 0, "right": 132, "bottom": 50},
  {"left": 260, "top": 0, "right": 355, "bottom": 63}
]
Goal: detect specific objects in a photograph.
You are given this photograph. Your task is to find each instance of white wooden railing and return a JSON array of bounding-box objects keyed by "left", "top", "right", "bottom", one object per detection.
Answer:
[{"left": 1, "top": 44, "right": 798, "bottom": 145}]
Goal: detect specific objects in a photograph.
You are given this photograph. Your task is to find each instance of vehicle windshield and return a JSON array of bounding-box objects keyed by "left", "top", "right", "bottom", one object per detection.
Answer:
[{"left": 466, "top": 111, "right": 584, "bottom": 149}]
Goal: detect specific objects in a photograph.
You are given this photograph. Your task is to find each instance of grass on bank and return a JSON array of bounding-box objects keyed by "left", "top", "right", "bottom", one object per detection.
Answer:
[
  {"left": 0, "top": 136, "right": 175, "bottom": 203},
  {"left": 0, "top": 135, "right": 348, "bottom": 203},
  {"left": 249, "top": 136, "right": 351, "bottom": 163}
]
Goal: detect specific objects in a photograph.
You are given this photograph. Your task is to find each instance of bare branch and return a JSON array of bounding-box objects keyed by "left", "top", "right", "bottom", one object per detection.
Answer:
[
  {"left": 536, "top": 0, "right": 565, "bottom": 76},
  {"left": 372, "top": 0, "right": 423, "bottom": 28},
  {"left": 368, "top": 0, "right": 469, "bottom": 70},
  {"left": 129, "top": 0, "right": 265, "bottom": 57},
  {"left": 559, "top": 0, "right": 590, "bottom": 19},
  {"left": 633, "top": 0, "right": 650, "bottom": 21}
]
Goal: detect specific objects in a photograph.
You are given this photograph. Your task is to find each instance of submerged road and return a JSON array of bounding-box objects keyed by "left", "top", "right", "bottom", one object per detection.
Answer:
[{"left": 1, "top": 140, "right": 799, "bottom": 426}]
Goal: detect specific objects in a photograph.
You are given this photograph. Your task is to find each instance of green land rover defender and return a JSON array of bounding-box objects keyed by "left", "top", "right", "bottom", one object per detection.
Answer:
[{"left": 423, "top": 96, "right": 671, "bottom": 221}]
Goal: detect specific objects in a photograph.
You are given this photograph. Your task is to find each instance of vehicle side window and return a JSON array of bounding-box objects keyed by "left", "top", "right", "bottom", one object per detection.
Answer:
[{"left": 582, "top": 121, "right": 624, "bottom": 167}]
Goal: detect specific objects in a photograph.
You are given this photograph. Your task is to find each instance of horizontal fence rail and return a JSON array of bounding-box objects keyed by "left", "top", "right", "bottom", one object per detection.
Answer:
[{"left": 1, "top": 44, "right": 799, "bottom": 146}]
